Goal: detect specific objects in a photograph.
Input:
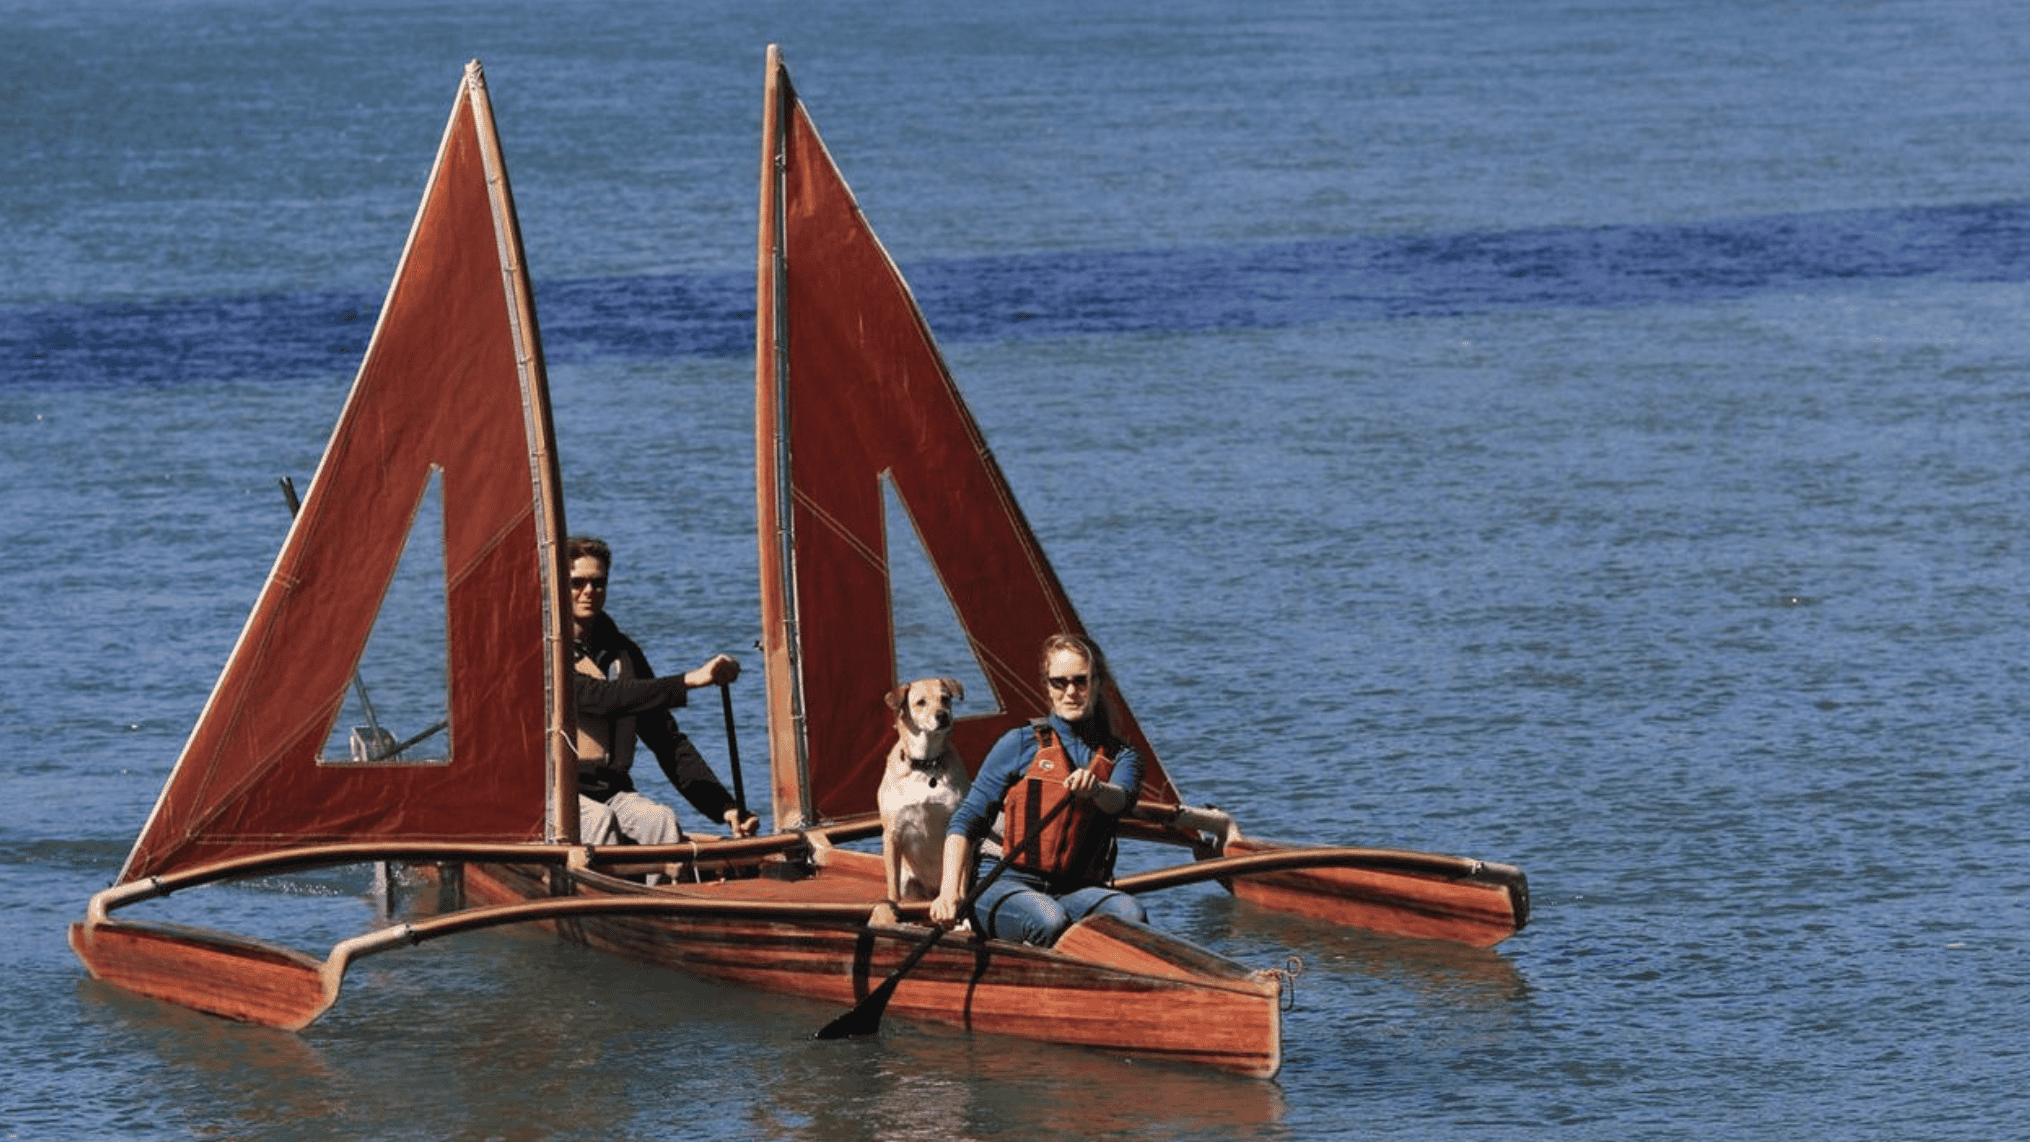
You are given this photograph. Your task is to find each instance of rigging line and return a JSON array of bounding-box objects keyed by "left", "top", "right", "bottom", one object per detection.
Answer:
[{"left": 789, "top": 485, "right": 888, "bottom": 570}]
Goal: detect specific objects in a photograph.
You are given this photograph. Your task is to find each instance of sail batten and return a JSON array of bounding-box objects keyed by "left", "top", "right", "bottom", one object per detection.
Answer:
[{"left": 117, "top": 61, "right": 570, "bottom": 885}]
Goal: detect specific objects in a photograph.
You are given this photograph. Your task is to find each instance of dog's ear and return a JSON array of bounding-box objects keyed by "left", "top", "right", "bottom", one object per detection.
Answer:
[
  {"left": 942, "top": 677, "right": 965, "bottom": 701},
  {"left": 885, "top": 684, "right": 908, "bottom": 712}
]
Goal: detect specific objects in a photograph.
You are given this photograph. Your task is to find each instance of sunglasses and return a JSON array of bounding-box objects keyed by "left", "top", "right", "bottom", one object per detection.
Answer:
[
  {"left": 569, "top": 576, "right": 608, "bottom": 592},
  {"left": 1046, "top": 673, "right": 1091, "bottom": 692}
]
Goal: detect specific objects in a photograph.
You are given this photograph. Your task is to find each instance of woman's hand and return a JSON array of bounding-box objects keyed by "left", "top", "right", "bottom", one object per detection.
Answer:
[
  {"left": 928, "top": 889, "right": 962, "bottom": 927},
  {"left": 1064, "top": 768, "right": 1126, "bottom": 812},
  {"left": 929, "top": 833, "right": 973, "bottom": 927}
]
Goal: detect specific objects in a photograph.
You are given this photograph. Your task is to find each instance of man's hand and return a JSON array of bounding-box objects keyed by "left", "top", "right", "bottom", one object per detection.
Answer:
[
  {"left": 723, "top": 808, "right": 760, "bottom": 837},
  {"left": 684, "top": 653, "right": 741, "bottom": 688}
]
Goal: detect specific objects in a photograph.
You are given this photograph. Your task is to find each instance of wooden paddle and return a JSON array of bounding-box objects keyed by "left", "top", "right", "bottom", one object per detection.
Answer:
[
  {"left": 814, "top": 792, "right": 1074, "bottom": 1040},
  {"left": 719, "top": 680, "right": 747, "bottom": 819}
]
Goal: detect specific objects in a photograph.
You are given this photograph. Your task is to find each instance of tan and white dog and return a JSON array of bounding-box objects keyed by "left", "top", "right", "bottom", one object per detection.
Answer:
[{"left": 875, "top": 677, "right": 970, "bottom": 918}]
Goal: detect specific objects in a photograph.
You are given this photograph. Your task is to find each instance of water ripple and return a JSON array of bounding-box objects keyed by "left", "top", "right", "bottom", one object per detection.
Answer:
[{"left": 7, "top": 200, "right": 2027, "bottom": 389}]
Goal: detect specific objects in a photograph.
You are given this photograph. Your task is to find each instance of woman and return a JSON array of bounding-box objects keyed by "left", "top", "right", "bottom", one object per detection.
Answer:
[{"left": 929, "top": 633, "right": 1148, "bottom": 944}]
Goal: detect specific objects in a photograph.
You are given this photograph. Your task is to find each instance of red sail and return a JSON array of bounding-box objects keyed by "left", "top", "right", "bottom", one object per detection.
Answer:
[
  {"left": 119, "top": 63, "right": 572, "bottom": 884},
  {"left": 755, "top": 48, "right": 1180, "bottom": 829}
]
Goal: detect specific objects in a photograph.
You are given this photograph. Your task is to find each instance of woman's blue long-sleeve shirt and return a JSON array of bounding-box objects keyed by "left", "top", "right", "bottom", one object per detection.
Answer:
[{"left": 946, "top": 713, "right": 1143, "bottom": 842}]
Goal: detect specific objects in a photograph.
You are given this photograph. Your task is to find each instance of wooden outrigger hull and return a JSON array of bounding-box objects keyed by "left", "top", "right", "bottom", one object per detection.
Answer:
[
  {"left": 1218, "top": 839, "right": 1526, "bottom": 948},
  {"left": 70, "top": 918, "right": 333, "bottom": 1030},
  {"left": 1114, "top": 817, "right": 1528, "bottom": 949},
  {"left": 453, "top": 855, "right": 1283, "bottom": 1077}
]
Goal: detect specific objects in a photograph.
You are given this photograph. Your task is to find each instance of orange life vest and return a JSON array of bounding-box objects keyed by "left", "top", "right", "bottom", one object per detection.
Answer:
[{"left": 999, "top": 721, "right": 1117, "bottom": 886}]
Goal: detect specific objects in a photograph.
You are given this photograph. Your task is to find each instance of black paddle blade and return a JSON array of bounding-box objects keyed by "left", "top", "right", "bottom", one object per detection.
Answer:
[
  {"left": 813, "top": 795, "right": 1073, "bottom": 1040},
  {"left": 813, "top": 976, "right": 900, "bottom": 1040},
  {"left": 815, "top": 919, "right": 955, "bottom": 1039}
]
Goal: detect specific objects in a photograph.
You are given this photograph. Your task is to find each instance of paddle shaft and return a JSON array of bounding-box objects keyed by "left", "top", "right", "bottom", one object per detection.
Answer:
[
  {"left": 719, "top": 681, "right": 746, "bottom": 814},
  {"left": 815, "top": 790, "right": 1076, "bottom": 1039}
]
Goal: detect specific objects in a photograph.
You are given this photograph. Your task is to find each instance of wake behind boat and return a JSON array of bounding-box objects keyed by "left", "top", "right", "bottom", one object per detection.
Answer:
[{"left": 70, "top": 51, "right": 1525, "bottom": 1079}]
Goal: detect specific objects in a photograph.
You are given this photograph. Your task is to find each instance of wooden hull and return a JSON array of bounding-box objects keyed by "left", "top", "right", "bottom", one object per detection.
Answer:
[
  {"left": 1218, "top": 839, "right": 1527, "bottom": 949},
  {"left": 454, "top": 856, "right": 1283, "bottom": 1077},
  {"left": 69, "top": 918, "right": 333, "bottom": 1031}
]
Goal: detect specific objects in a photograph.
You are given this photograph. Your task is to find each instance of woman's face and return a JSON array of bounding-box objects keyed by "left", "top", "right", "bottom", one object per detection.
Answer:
[{"left": 1044, "top": 647, "right": 1096, "bottom": 723}]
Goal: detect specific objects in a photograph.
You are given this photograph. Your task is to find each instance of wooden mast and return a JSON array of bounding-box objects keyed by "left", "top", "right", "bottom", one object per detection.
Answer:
[
  {"left": 463, "top": 60, "right": 577, "bottom": 844},
  {"left": 756, "top": 45, "right": 810, "bottom": 830}
]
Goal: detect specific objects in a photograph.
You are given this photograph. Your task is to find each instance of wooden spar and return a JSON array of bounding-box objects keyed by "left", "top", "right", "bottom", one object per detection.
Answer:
[
  {"left": 755, "top": 43, "right": 808, "bottom": 831},
  {"left": 460, "top": 61, "right": 578, "bottom": 849},
  {"left": 79, "top": 833, "right": 820, "bottom": 922},
  {"left": 1114, "top": 846, "right": 1520, "bottom": 892}
]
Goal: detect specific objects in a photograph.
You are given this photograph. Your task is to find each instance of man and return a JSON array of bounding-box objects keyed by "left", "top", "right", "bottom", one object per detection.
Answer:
[{"left": 566, "top": 535, "right": 760, "bottom": 851}]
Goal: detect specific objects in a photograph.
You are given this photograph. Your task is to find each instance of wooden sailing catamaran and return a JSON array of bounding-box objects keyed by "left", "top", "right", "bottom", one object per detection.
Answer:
[{"left": 71, "top": 51, "right": 1526, "bottom": 1079}]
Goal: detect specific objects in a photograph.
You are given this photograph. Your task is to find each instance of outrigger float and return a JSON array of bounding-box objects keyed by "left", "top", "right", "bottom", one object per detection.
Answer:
[{"left": 71, "top": 52, "right": 1526, "bottom": 1079}]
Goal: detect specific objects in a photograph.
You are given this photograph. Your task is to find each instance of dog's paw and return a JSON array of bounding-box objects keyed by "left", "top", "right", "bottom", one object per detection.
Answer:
[{"left": 868, "top": 901, "right": 900, "bottom": 927}]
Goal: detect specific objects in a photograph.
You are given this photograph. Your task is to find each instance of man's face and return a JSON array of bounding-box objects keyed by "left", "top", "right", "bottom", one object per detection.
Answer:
[{"left": 569, "top": 555, "right": 609, "bottom": 626}]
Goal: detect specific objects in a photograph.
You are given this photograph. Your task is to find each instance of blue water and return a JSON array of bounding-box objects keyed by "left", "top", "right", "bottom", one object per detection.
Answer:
[{"left": 6, "top": 1, "right": 2029, "bottom": 1138}]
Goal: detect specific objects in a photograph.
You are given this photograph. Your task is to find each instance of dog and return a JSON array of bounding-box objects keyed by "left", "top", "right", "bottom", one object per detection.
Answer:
[{"left": 875, "top": 677, "right": 970, "bottom": 922}]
